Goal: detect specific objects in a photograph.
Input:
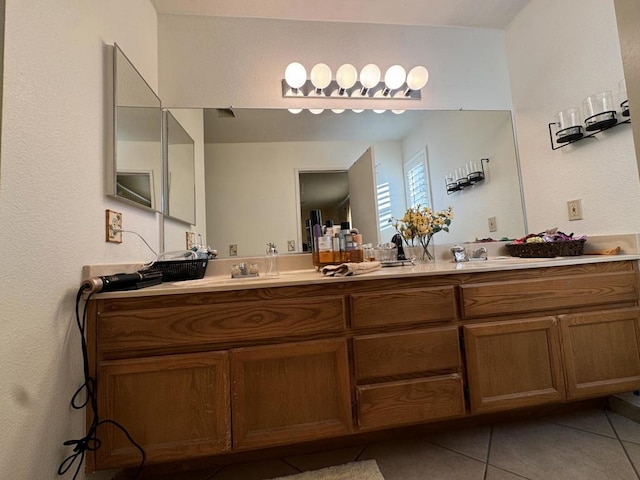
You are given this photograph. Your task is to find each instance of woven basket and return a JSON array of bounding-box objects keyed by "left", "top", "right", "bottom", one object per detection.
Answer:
[
  {"left": 506, "top": 239, "right": 586, "bottom": 258},
  {"left": 153, "top": 259, "right": 209, "bottom": 281}
]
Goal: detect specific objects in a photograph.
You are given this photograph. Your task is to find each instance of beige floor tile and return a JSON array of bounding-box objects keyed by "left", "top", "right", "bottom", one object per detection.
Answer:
[
  {"left": 609, "top": 411, "right": 640, "bottom": 445},
  {"left": 284, "top": 446, "right": 365, "bottom": 472},
  {"left": 490, "top": 420, "right": 637, "bottom": 479},
  {"left": 621, "top": 441, "right": 640, "bottom": 475},
  {"left": 359, "top": 436, "right": 486, "bottom": 480},
  {"left": 546, "top": 407, "right": 615, "bottom": 438},
  {"left": 210, "top": 459, "right": 299, "bottom": 480},
  {"left": 426, "top": 425, "right": 491, "bottom": 461},
  {"left": 485, "top": 465, "right": 531, "bottom": 479}
]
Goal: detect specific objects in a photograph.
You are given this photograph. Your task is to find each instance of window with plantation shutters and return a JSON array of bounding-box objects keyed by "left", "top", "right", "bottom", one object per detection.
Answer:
[{"left": 404, "top": 148, "right": 431, "bottom": 209}]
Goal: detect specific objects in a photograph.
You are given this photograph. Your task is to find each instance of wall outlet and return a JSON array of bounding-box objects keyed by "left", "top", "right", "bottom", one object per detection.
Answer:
[
  {"left": 287, "top": 240, "right": 296, "bottom": 252},
  {"left": 186, "top": 232, "right": 197, "bottom": 250},
  {"left": 229, "top": 244, "right": 238, "bottom": 256},
  {"left": 105, "top": 209, "right": 123, "bottom": 243},
  {"left": 567, "top": 199, "right": 583, "bottom": 221},
  {"left": 488, "top": 216, "right": 497, "bottom": 232}
]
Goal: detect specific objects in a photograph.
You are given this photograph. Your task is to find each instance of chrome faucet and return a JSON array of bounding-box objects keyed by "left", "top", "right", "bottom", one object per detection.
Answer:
[
  {"left": 450, "top": 245, "right": 468, "bottom": 262},
  {"left": 470, "top": 247, "right": 488, "bottom": 260},
  {"left": 450, "top": 245, "right": 488, "bottom": 262}
]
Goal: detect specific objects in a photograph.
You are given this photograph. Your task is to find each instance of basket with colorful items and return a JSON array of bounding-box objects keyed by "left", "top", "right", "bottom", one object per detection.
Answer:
[{"left": 506, "top": 229, "right": 586, "bottom": 258}]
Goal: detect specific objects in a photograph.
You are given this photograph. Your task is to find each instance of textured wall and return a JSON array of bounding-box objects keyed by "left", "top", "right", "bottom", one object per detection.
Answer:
[
  {"left": 0, "top": 1, "right": 158, "bottom": 478},
  {"left": 157, "top": 15, "right": 514, "bottom": 111},
  {"left": 506, "top": 0, "right": 640, "bottom": 236}
]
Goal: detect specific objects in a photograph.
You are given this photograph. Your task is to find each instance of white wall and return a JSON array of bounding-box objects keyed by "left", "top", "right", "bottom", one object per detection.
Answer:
[
  {"left": 158, "top": 15, "right": 514, "bottom": 111},
  {"left": 506, "top": 0, "right": 640, "bottom": 236},
  {"left": 0, "top": 1, "right": 158, "bottom": 478}
]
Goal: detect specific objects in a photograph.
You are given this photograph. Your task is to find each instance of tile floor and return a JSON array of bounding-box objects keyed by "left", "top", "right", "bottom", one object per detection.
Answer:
[{"left": 129, "top": 406, "right": 640, "bottom": 480}]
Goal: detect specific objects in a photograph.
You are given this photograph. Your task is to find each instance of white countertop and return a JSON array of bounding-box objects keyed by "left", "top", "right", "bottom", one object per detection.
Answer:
[{"left": 90, "top": 254, "right": 640, "bottom": 299}]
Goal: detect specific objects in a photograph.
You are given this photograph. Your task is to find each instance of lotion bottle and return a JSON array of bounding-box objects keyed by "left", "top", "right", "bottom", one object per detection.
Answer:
[{"left": 265, "top": 242, "right": 279, "bottom": 276}]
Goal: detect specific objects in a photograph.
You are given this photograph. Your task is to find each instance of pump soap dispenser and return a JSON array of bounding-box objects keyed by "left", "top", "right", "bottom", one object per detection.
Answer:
[{"left": 265, "top": 242, "right": 279, "bottom": 277}]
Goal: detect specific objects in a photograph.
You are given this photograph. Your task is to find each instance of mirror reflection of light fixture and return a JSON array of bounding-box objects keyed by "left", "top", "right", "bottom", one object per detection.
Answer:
[{"left": 445, "top": 158, "right": 490, "bottom": 195}]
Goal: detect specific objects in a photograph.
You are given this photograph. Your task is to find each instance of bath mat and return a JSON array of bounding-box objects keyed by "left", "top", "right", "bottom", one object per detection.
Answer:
[{"left": 269, "top": 460, "right": 384, "bottom": 480}]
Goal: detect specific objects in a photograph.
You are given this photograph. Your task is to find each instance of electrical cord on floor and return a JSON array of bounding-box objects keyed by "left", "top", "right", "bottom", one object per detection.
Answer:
[{"left": 58, "top": 285, "right": 146, "bottom": 479}]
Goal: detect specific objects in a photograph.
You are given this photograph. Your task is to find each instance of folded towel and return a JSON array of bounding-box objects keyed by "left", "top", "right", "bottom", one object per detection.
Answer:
[
  {"left": 321, "top": 262, "right": 382, "bottom": 277},
  {"left": 588, "top": 246, "right": 621, "bottom": 255}
]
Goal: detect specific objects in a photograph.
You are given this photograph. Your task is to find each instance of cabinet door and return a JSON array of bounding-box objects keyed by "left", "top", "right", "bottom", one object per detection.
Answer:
[
  {"left": 95, "top": 352, "right": 230, "bottom": 469},
  {"left": 231, "top": 339, "right": 352, "bottom": 450},
  {"left": 560, "top": 308, "right": 640, "bottom": 399},
  {"left": 464, "top": 317, "right": 565, "bottom": 414}
]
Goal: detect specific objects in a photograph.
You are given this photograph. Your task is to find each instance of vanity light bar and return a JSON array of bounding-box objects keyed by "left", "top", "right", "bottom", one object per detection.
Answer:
[{"left": 282, "top": 63, "right": 428, "bottom": 100}]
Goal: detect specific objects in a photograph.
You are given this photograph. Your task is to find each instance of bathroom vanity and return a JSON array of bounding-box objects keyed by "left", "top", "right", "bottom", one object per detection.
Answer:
[{"left": 85, "top": 256, "right": 640, "bottom": 472}]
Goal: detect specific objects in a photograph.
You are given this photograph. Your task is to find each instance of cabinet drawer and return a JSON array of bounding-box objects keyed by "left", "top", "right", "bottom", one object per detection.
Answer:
[
  {"left": 460, "top": 271, "right": 639, "bottom": 318},
  {"left": 353, "top": 326, "right": 461, "bottom": 380},
  {"left": 357, "top": 375, "right": 465, "bottom": 430},
  {"left": 350, "top": 286, "right": 457, "bottom": 328},
  {"left": 98, "top": 296, "right": 346, "bottom": 352}
]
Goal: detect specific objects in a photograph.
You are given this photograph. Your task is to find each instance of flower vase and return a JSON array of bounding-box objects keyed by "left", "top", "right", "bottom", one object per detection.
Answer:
[{"left": 405, "top": 242, "right": 435, "bottom": 264}]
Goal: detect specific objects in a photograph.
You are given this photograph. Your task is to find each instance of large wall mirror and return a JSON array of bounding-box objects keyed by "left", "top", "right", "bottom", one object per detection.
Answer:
[
  {"left": 164, "top": 109, "right": 196, "bottom": 224},
  {"left": 110, "top": 43, "right": 162, "bottom": 211},
  {"left": 202, "top": 108, "right": 527, "bottom": 258}
]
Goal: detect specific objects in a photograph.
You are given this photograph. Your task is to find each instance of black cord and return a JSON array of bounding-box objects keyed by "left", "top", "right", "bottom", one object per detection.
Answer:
[{"left": 58, "top": 286, "right": 146, "bottom": 479}]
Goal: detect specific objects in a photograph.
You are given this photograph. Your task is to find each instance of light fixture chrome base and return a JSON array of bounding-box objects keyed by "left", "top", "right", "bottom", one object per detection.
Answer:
[{"left": 282, "top": 80, "right": 421, "bottom": 99}]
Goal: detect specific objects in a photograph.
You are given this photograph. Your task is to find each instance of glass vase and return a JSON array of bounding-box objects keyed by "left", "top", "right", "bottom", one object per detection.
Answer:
[{"left": 405, "top": 241, "right": 434, "bottom": 264}]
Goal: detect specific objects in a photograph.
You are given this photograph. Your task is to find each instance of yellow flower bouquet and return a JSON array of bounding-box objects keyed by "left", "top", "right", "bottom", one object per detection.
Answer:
[{"left": 391, "top": 205, "right": 454, "bottom": 261}]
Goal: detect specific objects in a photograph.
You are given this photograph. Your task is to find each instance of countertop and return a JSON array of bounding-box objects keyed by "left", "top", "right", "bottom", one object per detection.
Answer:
[{"left": 89, "top": 254, "right": 640, "bottom": 299}]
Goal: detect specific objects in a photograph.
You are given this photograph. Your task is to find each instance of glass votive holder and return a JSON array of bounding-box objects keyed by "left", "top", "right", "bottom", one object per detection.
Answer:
[
  {"left": 583, "top": 91, "right": 617, "bottom": 131},
  {"left": 556, "top": 107, "right": 583, "bottom": 143}
]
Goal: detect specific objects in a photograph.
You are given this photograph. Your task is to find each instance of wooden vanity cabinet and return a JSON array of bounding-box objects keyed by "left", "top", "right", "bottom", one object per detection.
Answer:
[
  {"left": 87, "top": 260, "right": 640, "bottom": 472},
  {"left": 464, "top": 317, "right": 565, "bottom": 413},
  {"left": 230, "top": 339, "right": 352, "bottom": 450},
  {"left": 351, "top": 286, "right": 465, "bottom": 429},
  {"left": 560, "top": 308, "right": 640, "bottom": 399},
  {"left": 461, "top": 261, "right": 640, "bottom": 413},
  {"left": 96, "top": 352, "right": 230, "bottom": 469}
]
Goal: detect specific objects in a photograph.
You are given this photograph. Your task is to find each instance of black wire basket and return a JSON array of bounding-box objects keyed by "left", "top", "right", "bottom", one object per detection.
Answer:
[{"left": 153, "top": 259, "right": 209, "bottom": 281}]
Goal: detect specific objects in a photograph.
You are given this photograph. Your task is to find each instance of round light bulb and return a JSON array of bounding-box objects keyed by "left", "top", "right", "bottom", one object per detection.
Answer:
[
  {"left": 331, "top": 108, "right": 345, "bottom": 114},
  {"left": 336, "top": 64, "right": 357, "bottom": 90},
  {"left": 392, "top": 109, "right": 405, "bottom": 114},
  {"left": 359, "top": 64, "right": 381, "bottom": 89},
  {"left": 352, "top": 108, "right": 364, "bottom": 114},
  {"left": 384, "top": 65, "right": 406, "bottom": 91},
  {"left": 288, "top": 108, "right": 303, "bottom": 114},
  {"left": 373, "top": 109, "right": 386, "bottom": 114},
  {"left": 310, "top": 63, "right": 332, "bottom": 90},
  {"left": 406, "top": 66, "right": 429, "bottom": 90},
  {"left": 285, "top": 62, "right": 307, "bottom": 89},
  {"left": 309, "top": 108, "right": 324, "bottom": 115}
]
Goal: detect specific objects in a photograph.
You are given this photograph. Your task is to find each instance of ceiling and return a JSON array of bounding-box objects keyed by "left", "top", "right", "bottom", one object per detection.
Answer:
[{"left": 150, "top": 0, "right": 530, "bottom": 29}]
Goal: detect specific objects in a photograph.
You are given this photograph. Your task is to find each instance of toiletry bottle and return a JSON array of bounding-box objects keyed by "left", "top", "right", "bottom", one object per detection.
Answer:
[
  {"left": 339, "top": 221, "right": 350, "bottom": 262},
  {"left": 265, "top": 242, "right": 279, "bottom": 276},
  {"left": 318, "top": 235, "right": 334, "bottom": 265}
]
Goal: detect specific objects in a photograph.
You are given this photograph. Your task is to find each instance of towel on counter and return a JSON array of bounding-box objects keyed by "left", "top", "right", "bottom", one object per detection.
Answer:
[{"left": 321, "top": 261, "right": 382, "bottom": 277}]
